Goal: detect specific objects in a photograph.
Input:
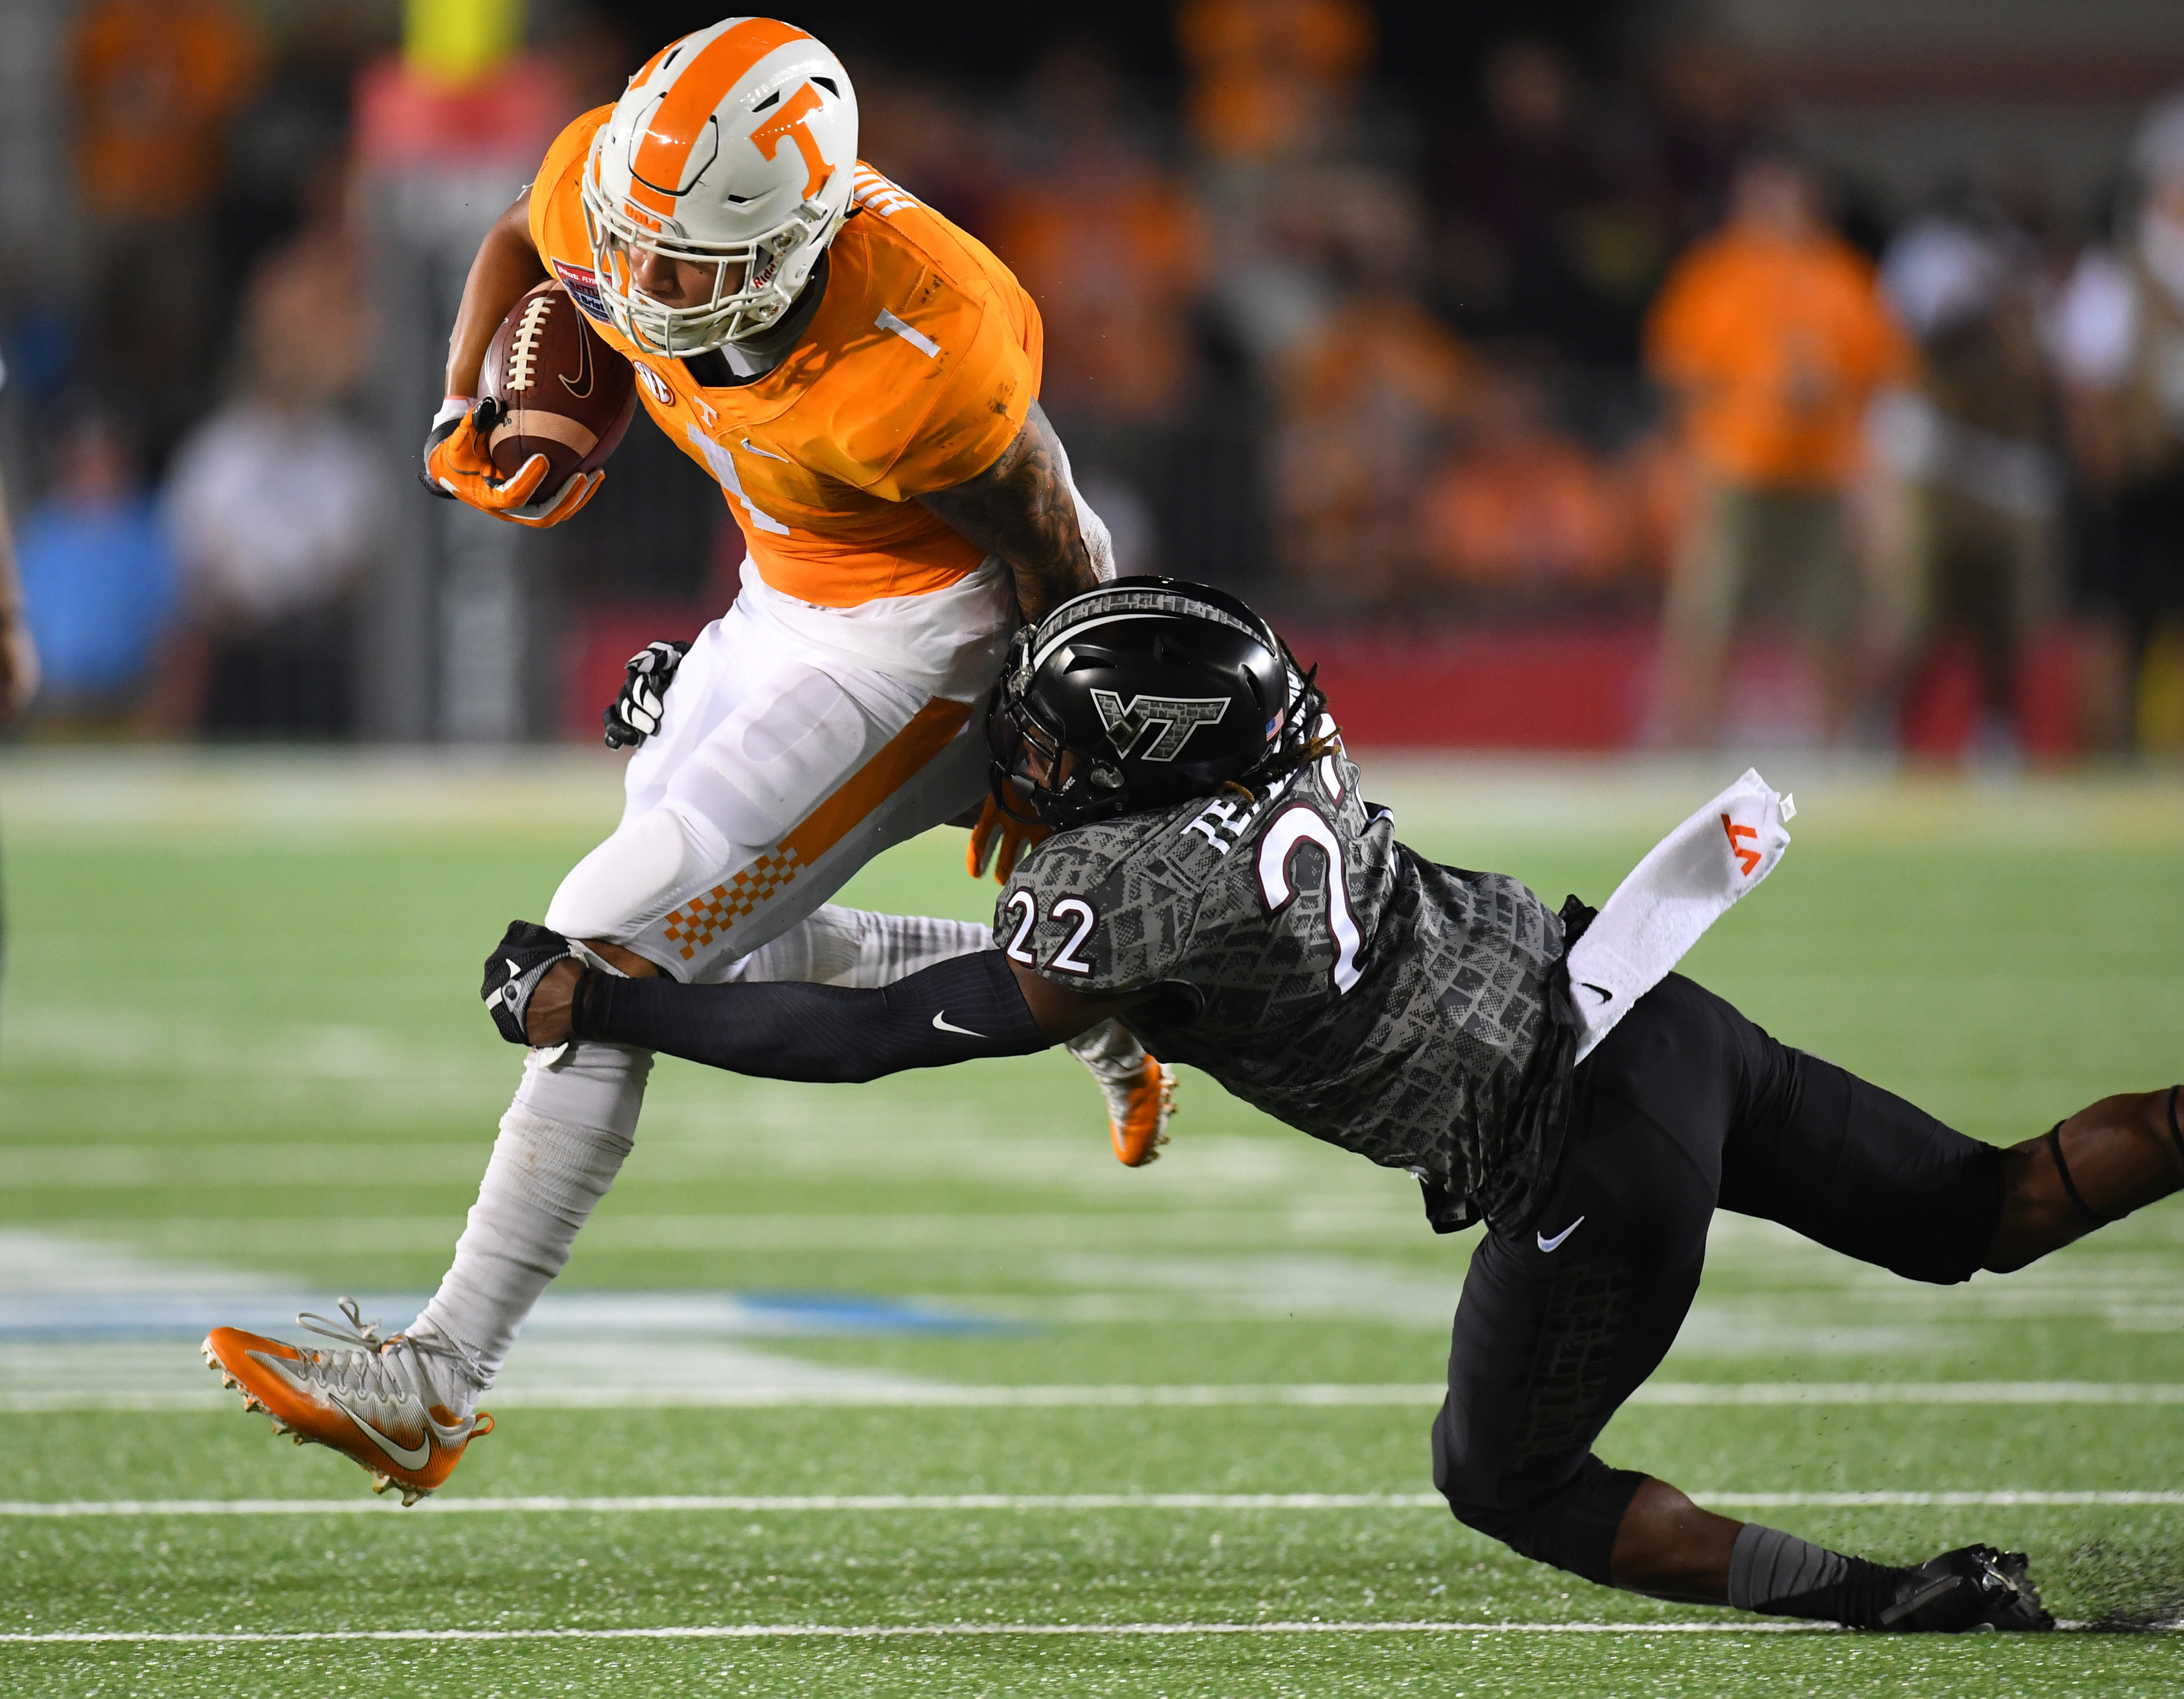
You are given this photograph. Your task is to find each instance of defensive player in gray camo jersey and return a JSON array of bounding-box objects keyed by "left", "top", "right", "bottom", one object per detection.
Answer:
[
  {"left": 494, "top": 579, "right": 2184, "bottom": 1633},
  {"left": 987, "top": 705, "right": 1571, "bottom": 1234}
]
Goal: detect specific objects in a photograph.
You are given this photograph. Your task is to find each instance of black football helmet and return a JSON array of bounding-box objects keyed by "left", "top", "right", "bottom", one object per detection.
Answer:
[{"left": 987, "top": 577, "right": 1326, "bottom": 829}]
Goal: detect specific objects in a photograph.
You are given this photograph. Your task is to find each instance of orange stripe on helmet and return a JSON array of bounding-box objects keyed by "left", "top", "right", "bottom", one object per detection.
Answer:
[
  {"left": 629, "top": 36, "right": 682, "bottom": 88},
  {"left": 628, "top": 17, "right": 811, "bottom": 218}
]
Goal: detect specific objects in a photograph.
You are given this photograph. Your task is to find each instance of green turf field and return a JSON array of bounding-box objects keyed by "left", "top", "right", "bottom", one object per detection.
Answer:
[{"left": 2, "top": 749, "right": 2181, "bottom": 1697}]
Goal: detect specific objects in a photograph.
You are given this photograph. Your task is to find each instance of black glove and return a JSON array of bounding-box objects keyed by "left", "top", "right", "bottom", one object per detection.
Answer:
[{"left": 602, "top": 639, "right": 691, "bottom": 749}]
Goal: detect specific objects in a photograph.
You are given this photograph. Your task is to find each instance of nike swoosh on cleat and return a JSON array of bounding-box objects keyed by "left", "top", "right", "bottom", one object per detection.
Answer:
[
  {"left": 327, "top": 1391, "right": 433, "bottom": 1470},
  {"left": 1537, "top": 1215, "right": 1585, "bottom": 1253},
  {"left": 1580, "top": 982, "right": 1613, "bottom": 1003},
  {"left": 931, "top": 1012, "right": 983, "bottom": 1038}
]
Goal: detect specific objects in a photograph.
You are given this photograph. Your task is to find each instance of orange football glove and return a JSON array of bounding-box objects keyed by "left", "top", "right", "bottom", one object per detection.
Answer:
[
  {"left": 421, "top": 397, "right": 602, "bottom": 529},
  {"left": 967, "top": 793, "right": 1051, "bottom": 883}
]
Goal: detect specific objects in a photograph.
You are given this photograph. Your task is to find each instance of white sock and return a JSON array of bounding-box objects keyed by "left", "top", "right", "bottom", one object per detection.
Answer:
[
  {"left": 408, "top": 1041, "right": 651, "bottom": 1414},
  {"left": 1066, "top": 1017, "right": 1148, "bottom": 1080},
  {"left": 772, "top": 907, "right": 1156, "bottom": 1082},
  {"left": 720, "top": 904, "right": 991, "bottom": 988}
]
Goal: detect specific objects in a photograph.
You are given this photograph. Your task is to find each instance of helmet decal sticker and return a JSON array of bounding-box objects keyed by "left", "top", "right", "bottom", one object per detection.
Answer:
[
  {"left": 1091, "top": 691, "right": 1231, "bottom": 762},
  {"left": 749, "top": 82, "right": 832, "bottom": 199}
]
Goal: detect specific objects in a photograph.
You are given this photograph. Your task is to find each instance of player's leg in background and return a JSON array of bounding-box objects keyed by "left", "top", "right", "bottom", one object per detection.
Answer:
[
  {"left": 1783, "top": 488, "right": 1862, "bottom": 745},
  {"left": 1653, "top": 478, "right": 1747, "bottom": 747},
  {"left": 408, "top": 610, "right": 991, "bottom": 1415}
]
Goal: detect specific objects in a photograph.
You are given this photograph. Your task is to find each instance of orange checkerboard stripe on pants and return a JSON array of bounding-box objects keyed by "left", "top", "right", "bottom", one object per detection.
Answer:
[
  {"left": 637, "top": 696, "right": 978, "bottom": 974},
  {"left": 541, "top": 560, "right": 1014, "bottom": 985}
]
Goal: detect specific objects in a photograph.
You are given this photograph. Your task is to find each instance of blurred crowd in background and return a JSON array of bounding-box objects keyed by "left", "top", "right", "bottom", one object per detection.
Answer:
[{"left": 5, "top": 0, "right": 2184, "bottom": 758}]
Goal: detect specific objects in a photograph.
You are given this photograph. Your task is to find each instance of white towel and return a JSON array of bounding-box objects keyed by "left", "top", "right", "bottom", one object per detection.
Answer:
[{"left": 1565, "top": 768, "right": 1795, "bottom": 1063}]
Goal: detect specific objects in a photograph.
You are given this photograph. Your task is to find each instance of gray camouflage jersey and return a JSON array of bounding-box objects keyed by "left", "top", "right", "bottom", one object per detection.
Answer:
[{"left": 995, "top": 743, "right": 1576, "bottom": 1230}]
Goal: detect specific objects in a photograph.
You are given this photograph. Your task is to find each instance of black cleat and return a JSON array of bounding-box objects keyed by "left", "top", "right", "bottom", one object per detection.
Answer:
[
  {"left": 1878, "top": 1545, "right": 2055, "bottom": 1632},
  {"left": 481, "top": 920, "right": 578, "bottom": 1047}
]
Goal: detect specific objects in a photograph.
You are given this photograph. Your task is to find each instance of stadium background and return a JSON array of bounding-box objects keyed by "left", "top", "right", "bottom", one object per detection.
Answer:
[
  {"left": 5, "top": 0, "right": 2184, "bottom": 757},
  {"left": 3, "top": 2, "right": 2184, "bottom": 1694}
]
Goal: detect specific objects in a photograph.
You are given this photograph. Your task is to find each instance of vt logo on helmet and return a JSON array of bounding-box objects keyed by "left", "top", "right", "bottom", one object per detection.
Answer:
[
  {"left": 1091, "top": 691, "right": 1230, "bottom": 762},
  {"left": 580, "top": 18, "right": 858, "bottom": 355},
  {"left": 989, "top": 577, "right": 1326, "bottom": 829}
]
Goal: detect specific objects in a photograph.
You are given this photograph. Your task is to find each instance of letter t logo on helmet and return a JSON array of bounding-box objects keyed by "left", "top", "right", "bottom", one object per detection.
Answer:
[
  {"left": 749, "top": 81, "right": 830, "bottom": 198},
  {"left": 581, "top": 18, "right": 859, "bottom": 356}
]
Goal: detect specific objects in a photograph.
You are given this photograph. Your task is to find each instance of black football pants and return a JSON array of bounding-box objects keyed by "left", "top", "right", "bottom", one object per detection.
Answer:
[{"left": 1431, "top": 973, "right": 2006, "bottom": 1584}]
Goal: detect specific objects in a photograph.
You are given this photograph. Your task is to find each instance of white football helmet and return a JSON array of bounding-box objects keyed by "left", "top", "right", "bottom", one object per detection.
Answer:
[{"left": 581, "top": 18, "right": 858, "bottom": 355}]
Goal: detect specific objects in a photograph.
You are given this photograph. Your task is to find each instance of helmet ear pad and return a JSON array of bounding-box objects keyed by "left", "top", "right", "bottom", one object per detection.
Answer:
[{"left": 987, "top": 578, "right": 1308, "bottom": 830}]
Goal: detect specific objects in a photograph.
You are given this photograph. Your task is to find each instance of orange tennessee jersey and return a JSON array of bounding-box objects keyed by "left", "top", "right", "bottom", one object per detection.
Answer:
[{"left": 529, "top": 109, "right": 1043, "bottom": 607}]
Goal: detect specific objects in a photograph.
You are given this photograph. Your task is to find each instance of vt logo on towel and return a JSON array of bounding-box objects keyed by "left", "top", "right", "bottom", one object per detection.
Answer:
[
  {"left": 1721, "top": 815, "right": 1763, "bottom": 877},
  {"left": 1563, "top": 770, "right": 1795, "bottom": 1065}
]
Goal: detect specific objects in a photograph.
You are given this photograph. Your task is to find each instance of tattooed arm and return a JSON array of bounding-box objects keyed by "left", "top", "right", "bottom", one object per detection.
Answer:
[{"left": 916, "top": 401, "right": 1098, "bottom": 621}]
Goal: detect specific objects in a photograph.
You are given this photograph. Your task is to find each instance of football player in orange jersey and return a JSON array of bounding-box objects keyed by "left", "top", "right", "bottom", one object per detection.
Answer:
[{"left": 202, "top": 18, "right": 1171, "bottom": 1502}]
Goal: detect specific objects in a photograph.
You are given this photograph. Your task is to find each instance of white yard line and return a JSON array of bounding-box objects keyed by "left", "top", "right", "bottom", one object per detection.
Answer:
[
  {"left": 0, "top": 1621, "right": 1847, "bottom": 1645},
  {"left": 1631, "top": 1382, "right": 2184, "bottom": 1405},
  {"left": 1706, "top": 1492, "right": 2184, "bottom": 1507},
  {"left": 5, "top": 1490, "right": 2180, "bottom": 1518},
  {"left": 15, "top": 1381, "right": 2184, "bottom": 1414}
]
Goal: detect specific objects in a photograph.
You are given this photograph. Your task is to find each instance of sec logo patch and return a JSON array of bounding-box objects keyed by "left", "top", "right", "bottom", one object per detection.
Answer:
[{"left": 634, "top": 364, "right": 675, "bottom": 407}]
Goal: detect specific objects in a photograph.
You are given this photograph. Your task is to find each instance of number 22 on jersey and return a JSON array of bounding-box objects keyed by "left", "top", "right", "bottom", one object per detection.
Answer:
[
  {"left": 1004, "top": 800, "right": 1364, "bottom": 997},
  {"left": 1004, "top": 891, "right": 1098, "bottom": 977}
]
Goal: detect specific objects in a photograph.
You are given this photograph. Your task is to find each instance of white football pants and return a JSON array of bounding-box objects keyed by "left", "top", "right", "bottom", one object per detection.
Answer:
[{"left": 410, "top": 589, "right": 1003, "bottom": 1403}]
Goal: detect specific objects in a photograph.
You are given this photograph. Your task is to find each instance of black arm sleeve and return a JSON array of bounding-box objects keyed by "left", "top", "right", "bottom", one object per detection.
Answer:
[{"left": 570, "top": 949, "right": 1051, "bottom": 1083}]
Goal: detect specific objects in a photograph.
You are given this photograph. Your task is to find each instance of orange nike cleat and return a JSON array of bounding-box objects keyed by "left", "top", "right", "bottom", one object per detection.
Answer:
[
  {"left": 201, "top": 1300, "right": 491, "bottom": 1506},
  {"left": 1067, "top": 1021, "right": 1176, "bottom": 1167},
  {"left": 1104, "top": 1053, "right": 1177, "bottom": 1167}
]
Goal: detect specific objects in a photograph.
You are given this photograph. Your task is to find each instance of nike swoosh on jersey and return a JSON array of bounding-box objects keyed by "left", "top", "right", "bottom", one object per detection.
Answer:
[
  {"left": 1580, "top": 982, "right": 1614, "bottom": 1003},
  {"left": 1537, "top": 1215, "right": 1585, "bottom": 1253},
  {"left": 741, "top": 438, "right": 788, "bottom": 461},
  {"left": 327, "top": 1390, "right": 433, "bottom": 1470},
  {"left": 931, "top": 1012, "right": 983, "bottom": 1038}
]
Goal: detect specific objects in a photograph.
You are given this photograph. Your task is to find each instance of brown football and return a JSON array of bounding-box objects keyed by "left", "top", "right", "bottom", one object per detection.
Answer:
[{"left": 480, "top": 281, "right": 637, "bottom": 484}]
